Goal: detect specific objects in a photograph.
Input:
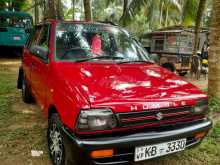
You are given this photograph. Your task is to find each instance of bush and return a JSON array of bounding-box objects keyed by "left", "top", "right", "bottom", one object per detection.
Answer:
[{"left": 209, "top": 97, "right": 220, "bottom": 113}]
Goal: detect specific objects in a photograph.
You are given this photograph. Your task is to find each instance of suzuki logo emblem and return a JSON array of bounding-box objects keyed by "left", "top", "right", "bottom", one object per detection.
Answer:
[
  {"left": 131, "top": 105, "right": 138, "bottom": 111},
  {"left": 155, "top": 112, "right": 163, "bottom": 120}
]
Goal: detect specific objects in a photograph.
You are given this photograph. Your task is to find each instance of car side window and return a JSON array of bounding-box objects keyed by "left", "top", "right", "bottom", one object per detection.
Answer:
[
  {"left": 37, "top": 24, "right": 50, "bottom": 49},
  {"left": 29, "top": 26, "right": 42, "bottom": 48},
  {"left": 26, "top": 27, "right": 35, "bottom": 48}
]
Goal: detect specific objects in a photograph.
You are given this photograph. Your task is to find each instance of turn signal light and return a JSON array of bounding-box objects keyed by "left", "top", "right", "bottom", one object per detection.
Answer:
[
  {"left": 195, "top": 131, "right": 207, "bottom": 139},
  {"left": 90, "top": 149, "right": 114, "bottom": 158}
]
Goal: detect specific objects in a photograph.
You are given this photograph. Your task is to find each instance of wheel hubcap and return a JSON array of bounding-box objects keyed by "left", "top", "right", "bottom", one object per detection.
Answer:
[{"left": 49, "top": 122, "right": 63, "bottom": 165}]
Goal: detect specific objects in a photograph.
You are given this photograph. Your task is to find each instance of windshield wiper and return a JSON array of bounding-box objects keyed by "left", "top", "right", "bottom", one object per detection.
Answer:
[
  {"left": 118, "top": 60, "right": 153, "bottom": 64},
  {"left": 75, "top": 56, "right": 125, "bottom": 62}
]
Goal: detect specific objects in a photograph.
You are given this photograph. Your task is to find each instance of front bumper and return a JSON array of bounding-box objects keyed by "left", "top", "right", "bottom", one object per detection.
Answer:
[{"left": 61, "top": 119, "right": 212, "bottom": 165}]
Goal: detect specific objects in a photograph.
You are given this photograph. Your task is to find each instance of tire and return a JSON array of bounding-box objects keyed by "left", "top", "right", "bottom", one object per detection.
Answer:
[
  {"left": 48, "top": 114, "right": 66, "bottom": 165},
  {"left": 17, "top": 67, "right": 23, "bottom": 89},
  {"left": 179, "top": 72, "right": 188, "bottom": 76},
  {"left": 21, "top": 75, "right": 33, "bottom": 103},
  {"left": 161, "top": 63, "right": 176, "bottom": 72}
]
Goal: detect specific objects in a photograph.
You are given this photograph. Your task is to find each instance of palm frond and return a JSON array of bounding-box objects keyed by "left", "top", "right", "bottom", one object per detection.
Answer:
[{"left": 182, "top": 0, "right": 199, "bottom": 26}]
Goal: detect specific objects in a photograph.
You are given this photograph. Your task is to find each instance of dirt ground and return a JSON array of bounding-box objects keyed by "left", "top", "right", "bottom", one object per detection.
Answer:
[
  {"left": 0, "top": 56, "right": 51, "bottom": 165},
  {"left": 0, "top": 55, "right": 218, "bottom": 165}
]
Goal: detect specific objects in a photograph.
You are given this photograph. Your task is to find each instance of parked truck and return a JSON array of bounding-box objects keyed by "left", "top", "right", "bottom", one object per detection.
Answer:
[{"left": 141, "top": 26, "right": 208, "bottom": 76}]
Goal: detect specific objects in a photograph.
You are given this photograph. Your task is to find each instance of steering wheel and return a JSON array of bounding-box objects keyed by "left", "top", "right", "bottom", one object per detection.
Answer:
[{"left": 60, "top": 47, "right": 89, "bottom": 60}]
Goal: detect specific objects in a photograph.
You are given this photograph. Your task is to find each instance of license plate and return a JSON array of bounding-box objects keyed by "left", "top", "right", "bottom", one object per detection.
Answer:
[
  {"left": 134, "top": 139, "right": 186, "bottom": 161},
  {"left": 13, "top": 36, "right": 21, "bottom": 40}
]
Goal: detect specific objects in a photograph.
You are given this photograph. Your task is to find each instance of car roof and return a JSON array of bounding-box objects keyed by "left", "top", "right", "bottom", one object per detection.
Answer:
[
  {"left": 0, "top": 10, "right": 32, "bottom": 18},
  {"left": 37, "top": 19, "right": 118, "bottom": 27}
]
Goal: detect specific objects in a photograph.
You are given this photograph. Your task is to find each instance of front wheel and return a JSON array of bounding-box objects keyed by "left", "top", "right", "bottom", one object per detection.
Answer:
[{"left": 48, "top": 114, "right": 65, "bottom": 165}]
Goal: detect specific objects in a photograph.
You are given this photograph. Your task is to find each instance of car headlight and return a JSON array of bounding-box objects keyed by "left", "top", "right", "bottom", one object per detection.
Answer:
[
  {"left": 76, "top": 109, "right": 117, "bottom": 131},
  {"left": 193, "top": 100, "right": 208, "bottom": 114}
]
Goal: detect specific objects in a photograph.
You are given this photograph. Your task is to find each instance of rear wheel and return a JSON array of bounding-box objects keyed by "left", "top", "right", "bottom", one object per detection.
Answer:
[
  {"left": 21, "top": 75, "right": 33, "bottom": 103},
  {"left": 48, "top": 114, "right": 65, "bottom": 165}
]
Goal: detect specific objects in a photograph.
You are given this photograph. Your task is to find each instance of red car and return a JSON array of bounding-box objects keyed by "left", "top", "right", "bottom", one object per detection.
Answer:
[{"left": 17, "top": 20, "right": 212, "bottom": 165}]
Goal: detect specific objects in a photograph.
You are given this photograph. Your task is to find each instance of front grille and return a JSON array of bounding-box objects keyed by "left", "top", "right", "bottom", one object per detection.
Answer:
[{"left": 117, "top": 106, "right": 194, "bottom": 127}]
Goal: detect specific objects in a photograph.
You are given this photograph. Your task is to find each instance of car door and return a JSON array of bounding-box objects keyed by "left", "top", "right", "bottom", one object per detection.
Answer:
[
  {"left": 23, "top": 26, "right": 41, "bottom": 85},
  {"left": 30, "top": 24, "right": 50, "bottom": 108}
]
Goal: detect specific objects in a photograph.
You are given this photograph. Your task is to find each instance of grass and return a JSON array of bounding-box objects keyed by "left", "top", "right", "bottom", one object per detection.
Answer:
[
  {"left": 0, "top": 65, "right": 18, "bottom": 128},
  {"left": 0, "top": 60, "right": 220, "bottom": 165},
  {"left": 209, "top": 97, "right": 220, "bottom": 113},
  {"left": 182, "top": 121, "right": 220, "bottom": 165},
  {"left": 0, "top": 62, "right": 50, "bottom": 164}
]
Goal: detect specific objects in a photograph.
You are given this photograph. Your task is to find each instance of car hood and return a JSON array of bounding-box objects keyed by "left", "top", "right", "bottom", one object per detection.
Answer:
[{"left": 54, "top": 62, "right": 207, "bottom": 111}]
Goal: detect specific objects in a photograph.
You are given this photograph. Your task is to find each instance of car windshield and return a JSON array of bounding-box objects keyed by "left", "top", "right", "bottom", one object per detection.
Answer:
[
  {"left": 55, "top": 23, "right": 152, "bottom": 62},
  {"left": 0, "top": 17, "right": 32, "bottom": 29}
]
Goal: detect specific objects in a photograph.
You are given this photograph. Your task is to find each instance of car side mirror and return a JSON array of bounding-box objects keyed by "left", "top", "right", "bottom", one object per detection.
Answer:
[{"left": 30, "top": 45, "right": 49, "bottom": 62}]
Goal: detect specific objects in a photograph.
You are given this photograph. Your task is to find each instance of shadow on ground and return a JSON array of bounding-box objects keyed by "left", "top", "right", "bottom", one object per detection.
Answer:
[{"left": 0, "top": 47, "right": 23, "bottom": 58}]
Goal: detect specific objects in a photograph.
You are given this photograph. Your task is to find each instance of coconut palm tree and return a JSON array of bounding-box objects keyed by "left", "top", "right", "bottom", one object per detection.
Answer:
[
  {"left": 57, "top": 0, "right": 64, "bottom": 19},
  {"left": 192, "top": 0, "right": 207, "bottom": 56},
  {"left": 48, "top": 0, "right": 56, "bottom": 19},
  {"left": 181, "top": 0, "right": 199, "bottom": 26},
  {"left": 72, "top": 0, "right": 75, "bottom": 19},
  {"left": 208, "top": 0, "right": 220, "bottom": 100},
  {"left": 83, "top": 0, "right": 92, "bottom": 21},
  {"left": 119, "top": 0, "right": 182, "bottom": 27},
  {"left": 34, "top": 0, "right": 39, "bottom": 24}
]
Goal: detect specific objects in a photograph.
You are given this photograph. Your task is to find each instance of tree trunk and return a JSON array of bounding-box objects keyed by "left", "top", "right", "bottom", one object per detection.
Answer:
[
  {"left": 159, "top": 1, "right": 164, "bottom": 27},
  {"left": 193, "top": 0, "right": 207, "bottom": 56},
  {"left": 72, "top": 0, "right": 75, "bottom": 19},
  {"left": 119, "top": 0, "right": 128, "bottom": 26},
  {"left": 83, "top": 0, "right": 92, "bottom": 21},
  {"left": 43, "top": 0, "right": 47, "bottom": 19},
  {"left": 57, "top": 0, "right": 64, "bottom": 19},
  {"left": 165, "top": 6, "right": 168, "bottom": 27},
  {"left": 48, "top": 0, "right": 56, "bottom": 19},
  {"left": 208, "top": 0, "right": 220, "bottom": 100},
  {"left": 34, "top": 0, "right": 39, "bottom": 24}
]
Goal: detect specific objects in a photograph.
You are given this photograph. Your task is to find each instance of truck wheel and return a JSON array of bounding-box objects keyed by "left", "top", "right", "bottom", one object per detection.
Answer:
[
  {"left": 161, "top": 63, "right": 176, "bottom": 72},
  {"left": 21, "top": 75, "right": 33, "bottom": 103},
  {"left": 48, "top": 114, "right": 66, "bottom": 165},
  {"left": 179, "top": 72, "right": 188, "bottom": 76}
]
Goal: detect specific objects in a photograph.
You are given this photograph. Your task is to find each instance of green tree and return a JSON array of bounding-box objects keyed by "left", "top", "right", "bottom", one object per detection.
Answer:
[
  {"left": 0, "top": 1, "right": 7, "bottom": 10},
  {"left": 181, "top": 0, "right": 199, "bottom": 26},
  {"left": 0, "top": 0, "right": 28, "bottom": 11}
]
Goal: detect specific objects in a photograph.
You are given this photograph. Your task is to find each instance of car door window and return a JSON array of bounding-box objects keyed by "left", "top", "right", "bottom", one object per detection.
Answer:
[
  {"left": 29, "top": 26, "right": 42, "bottom": 48},
  {"left": 30, "top": 25, "right": 50, "bottom": 62},
  {"left": 37, "top": 25, "right": 50, "bottom": 49},
  {"left": 26, "top": 27, "right": 35, "bottom": 48}
]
